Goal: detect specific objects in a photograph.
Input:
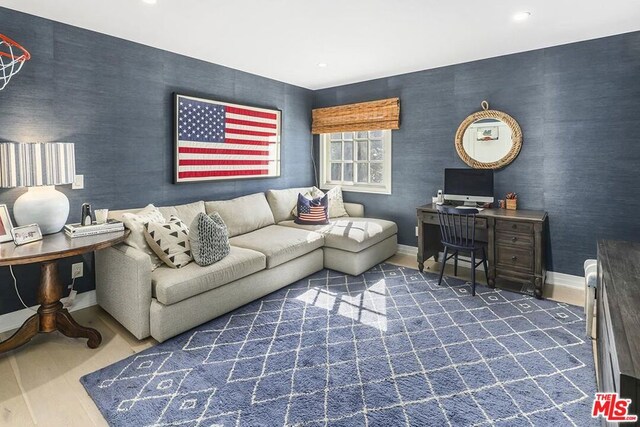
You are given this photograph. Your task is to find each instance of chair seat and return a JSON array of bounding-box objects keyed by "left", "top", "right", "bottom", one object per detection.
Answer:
[{"left": 442, "top": 241, "right": 487, "bottom": 251}]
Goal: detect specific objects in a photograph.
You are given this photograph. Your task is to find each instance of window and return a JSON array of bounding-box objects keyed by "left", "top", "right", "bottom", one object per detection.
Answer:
[{"left": 319, "top": 130, "right": 392, "bottom": 194}]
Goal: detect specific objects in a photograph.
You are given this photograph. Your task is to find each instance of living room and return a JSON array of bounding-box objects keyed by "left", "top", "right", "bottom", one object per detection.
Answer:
[{"left": 0, "top": 1, "right": 639, "bottom": 426}]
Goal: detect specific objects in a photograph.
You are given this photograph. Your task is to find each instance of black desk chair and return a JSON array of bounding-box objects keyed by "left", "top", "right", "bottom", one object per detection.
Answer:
[{"left": 436, "top": 205, "right": 489, "bottom": 296}]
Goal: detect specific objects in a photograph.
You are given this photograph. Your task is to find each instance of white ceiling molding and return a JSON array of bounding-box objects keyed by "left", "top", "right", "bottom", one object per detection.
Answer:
[{"left": 1, "top": 0, "right": 639, "bottom": 89}]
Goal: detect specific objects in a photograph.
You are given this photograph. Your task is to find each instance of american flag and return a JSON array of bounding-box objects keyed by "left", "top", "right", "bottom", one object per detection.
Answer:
[
  {"left": 298, "top": 199, "right": 328, "bottom": 223},
  {"left": 175, "top": 95, "right": 280, "bottom": 182}
]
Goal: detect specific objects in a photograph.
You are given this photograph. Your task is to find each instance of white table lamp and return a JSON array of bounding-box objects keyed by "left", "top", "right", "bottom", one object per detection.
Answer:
[{"left": 0, "top": 142, "right": 76, "bottom": 234}]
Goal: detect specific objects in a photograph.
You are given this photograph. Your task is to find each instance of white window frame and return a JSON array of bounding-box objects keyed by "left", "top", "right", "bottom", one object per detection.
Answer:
[{"left": 319, "top": 130, "right": 392, "bottom": 195}]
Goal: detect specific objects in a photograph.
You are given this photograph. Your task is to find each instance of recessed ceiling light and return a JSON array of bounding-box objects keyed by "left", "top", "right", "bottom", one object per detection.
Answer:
[
  {"left": 317, "top": 63, "right": 328, "bottom": 68},
  {"left": 513, "top": 11, "right": 531, "bottom": 21},
  {"left": 142, "top": 0, "right": 157, "bottom": 4}
]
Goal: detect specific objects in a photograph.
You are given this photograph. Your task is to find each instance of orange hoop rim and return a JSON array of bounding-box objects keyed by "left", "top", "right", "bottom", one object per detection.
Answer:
[{"left": 0, "top": 33, "right": 31, "bottom": 62}]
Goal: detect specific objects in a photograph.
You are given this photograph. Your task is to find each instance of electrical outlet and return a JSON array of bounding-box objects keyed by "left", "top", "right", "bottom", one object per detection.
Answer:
[
  {"left": 72, "top": 262, "right": 83, "bottom": 279},
  {"left": 72, "top": 174, "right": 84, "bottom": 189}
]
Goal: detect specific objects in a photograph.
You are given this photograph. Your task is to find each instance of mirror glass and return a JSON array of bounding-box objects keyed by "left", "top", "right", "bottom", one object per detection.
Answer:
[
  {"left": 455, "top": 102, "right": 522, "bottom": 169},
  {"left": 461, "top": 118, "right": 513, "bottom": 163}
]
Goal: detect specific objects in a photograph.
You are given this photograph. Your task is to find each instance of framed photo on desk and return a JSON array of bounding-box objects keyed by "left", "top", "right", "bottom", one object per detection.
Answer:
[{"left": 0, "top": 204, "right": 14, "bottom": 243}]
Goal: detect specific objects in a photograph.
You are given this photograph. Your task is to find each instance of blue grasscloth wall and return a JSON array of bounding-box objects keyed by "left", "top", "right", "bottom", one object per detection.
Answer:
[
  {"left": 1, "top": 7, "right": 639, "bottom": 317},
  {"left": 0, "top": 8, "right": 314, "bottom": 315},
  {"left": 314, "top": 31, "right": 640, "bottom": 277}
]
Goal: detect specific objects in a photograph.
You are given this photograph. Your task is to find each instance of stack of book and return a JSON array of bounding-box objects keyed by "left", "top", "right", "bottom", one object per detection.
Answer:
[{"left": 64, "top": 219, "right": 125, "bottom": 238}]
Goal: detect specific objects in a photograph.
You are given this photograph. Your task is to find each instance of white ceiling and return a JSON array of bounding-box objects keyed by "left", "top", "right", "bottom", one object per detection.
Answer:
[{"left": 2, "top": 0, "right": 639, "bottom": 89}]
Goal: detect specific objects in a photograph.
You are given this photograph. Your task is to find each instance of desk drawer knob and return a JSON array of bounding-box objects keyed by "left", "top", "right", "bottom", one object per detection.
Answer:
[
  {"left": 511, "top": 256, "right": 518, "bottom": 261},
  {"left": 512, "top": 237, "right": 518, "bottom": 243}
]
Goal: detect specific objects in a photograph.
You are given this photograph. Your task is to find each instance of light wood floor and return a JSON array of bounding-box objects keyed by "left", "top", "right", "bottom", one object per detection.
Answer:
[{"left": 0, "top": 255, "right": 584, "bottom": 426}]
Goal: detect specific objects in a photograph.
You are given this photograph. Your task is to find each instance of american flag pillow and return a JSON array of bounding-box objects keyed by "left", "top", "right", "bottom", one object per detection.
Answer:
[{"left": 294, "top": 193, "right": 329, "bottom": 225}]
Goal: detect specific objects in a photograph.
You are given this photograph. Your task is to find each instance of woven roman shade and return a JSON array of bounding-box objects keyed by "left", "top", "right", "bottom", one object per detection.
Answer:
[{"left": 311, "top": 98, "right": 400, "bottom": 134}]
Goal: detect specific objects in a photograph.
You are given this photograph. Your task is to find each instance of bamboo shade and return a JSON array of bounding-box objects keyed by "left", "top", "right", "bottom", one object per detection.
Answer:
[{"left": 311, "top": 97, "right": 400, "bottom": 134}]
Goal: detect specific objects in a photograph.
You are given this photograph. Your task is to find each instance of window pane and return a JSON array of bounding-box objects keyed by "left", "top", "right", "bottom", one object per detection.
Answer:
[
  {"left": 342, "top": 132, "right": 353, "bottom": 140},
  {"left": 331, "top": 163, "right": 342, "bottom": 181},
  {"left": 344, "top": 163, "right": 353, "bottom": 182},
  {"left": 369, "top": 130, "right": 383, "bottom": 139},
  {"left": 357, "top": 163, "right": 368, "bottom": 183},
  {"left": 357, "top": 141, "right": 368, "bottom": 161},
  {"left": 330, "top": 142, "right": 342, "bottom": 161},
  {"left": 330, "top": 133, "right": 342, "bottom": 140},
  {"left": 355, "top": 131, "right": 368, "bottom": 139},
  {"left": 343, "top": 141, "right": 353, "bottom": 160},
  {"left": 371, "top": 163, "right": 384, "bottom": 184},
  {"left": 371, "top": 139, "right": 384, "bottom": 161}
]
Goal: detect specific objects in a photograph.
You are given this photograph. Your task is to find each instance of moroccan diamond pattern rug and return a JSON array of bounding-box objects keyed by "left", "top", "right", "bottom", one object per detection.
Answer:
[{"left": 82, "top": 264, "right": 597, "bottom": 426}]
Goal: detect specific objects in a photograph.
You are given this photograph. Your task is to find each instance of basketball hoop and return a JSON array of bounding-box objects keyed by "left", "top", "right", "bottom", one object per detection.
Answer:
[{"left": 0, "top": 33, "right": 31, "bottom": 91}]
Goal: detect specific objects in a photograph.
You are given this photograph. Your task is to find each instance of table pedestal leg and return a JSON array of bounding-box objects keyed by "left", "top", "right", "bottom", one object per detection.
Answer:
[{"left": 0, "top": 261, "right": 102, "bottom": 354}]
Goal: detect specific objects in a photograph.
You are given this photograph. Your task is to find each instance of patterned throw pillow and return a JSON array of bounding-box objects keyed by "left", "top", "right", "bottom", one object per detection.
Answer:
[
  {"left": 291, "top": 187, "right": 324, "bottom": 217},
  {"left": 144, "top": 215, "right": 192, "bottom": 269},
  {"left": 294, "top": 193, "right": 329, "bottom": 225},
  {"left": 121, "top": 204, "right": 166, "bottom": 270},
  {"left": 291, "top": 186, "right": 349, "bottom": 219},
  {"left": 189, "top": 212, "right": 231, "bottom": 266}
]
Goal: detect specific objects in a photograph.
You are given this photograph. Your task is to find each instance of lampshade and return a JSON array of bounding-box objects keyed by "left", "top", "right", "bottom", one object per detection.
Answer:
[{"left": 0, "top": 142, "right": 76, "bottom": 188}]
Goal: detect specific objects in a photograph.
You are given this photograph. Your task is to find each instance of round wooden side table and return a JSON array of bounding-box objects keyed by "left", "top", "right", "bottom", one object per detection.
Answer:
[{"left": 0, "top": 230, "right": 129, "bottom": 354}]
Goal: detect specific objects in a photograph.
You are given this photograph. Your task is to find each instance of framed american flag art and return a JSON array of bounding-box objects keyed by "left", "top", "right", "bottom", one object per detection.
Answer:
[{"left": 174, "top": 94, "right": 281, "bottom": 183}]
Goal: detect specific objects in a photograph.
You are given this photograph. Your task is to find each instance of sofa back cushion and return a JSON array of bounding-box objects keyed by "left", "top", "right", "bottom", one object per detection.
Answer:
[
  {"left": 266, "top": 187, "right": 314, "bottom": 223},
  {"left": 109, "top": 201, "right": 205, "bottom": 225},
  {"left": 205, "top": 192, "right": 275, "bottom": 237},
  {"left": 157, "top": 201, "right": 205, "bottom": 226}
]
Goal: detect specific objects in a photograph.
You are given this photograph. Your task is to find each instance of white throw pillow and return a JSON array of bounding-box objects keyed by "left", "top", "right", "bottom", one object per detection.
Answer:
[
  {"left": 121, "top": 204, "right": 165, "bottom": 269},
  {"left": 326, "top": 186, "right": 349, "bottom": 218},
  {"left": 144, "top": 215, "right": 192, "bottom": 269}
]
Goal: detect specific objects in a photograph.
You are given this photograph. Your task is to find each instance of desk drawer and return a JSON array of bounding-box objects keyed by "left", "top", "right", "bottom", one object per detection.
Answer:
[
  {"left": 420, "top": 212, "right": 487, "bottom": 229},
  {"left": 496, "top": 244, "right": 534, "bottom": 272},
  {"left": 496, "top": 220, "right": 533, "bottom": 235},
  {"left": 496, "top": 231, "right": 533, "bottom": 248}
]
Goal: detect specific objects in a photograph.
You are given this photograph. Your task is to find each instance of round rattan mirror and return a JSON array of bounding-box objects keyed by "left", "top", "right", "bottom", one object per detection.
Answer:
[{"left": 455, "top": 101, "right": 522, "bottom": 169}]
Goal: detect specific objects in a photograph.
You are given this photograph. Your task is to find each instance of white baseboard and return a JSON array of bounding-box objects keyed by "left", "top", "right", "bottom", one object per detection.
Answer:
[
  {"left": 396, "top": 244, "right": 584, "bottom": 289},
  {"left": 0, "top": 290, "right": 97, "bottom": 335}
]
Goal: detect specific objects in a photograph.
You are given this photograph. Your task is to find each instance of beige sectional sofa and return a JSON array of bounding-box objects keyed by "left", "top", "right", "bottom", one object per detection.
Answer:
[{"left": 96, "top": 187, "right": 397, "bottom": 342}]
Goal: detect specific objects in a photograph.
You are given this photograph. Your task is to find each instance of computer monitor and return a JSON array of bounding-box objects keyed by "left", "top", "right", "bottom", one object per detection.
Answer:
[{"left": 444, "top": 168, "right": 494, "bottom": 206}]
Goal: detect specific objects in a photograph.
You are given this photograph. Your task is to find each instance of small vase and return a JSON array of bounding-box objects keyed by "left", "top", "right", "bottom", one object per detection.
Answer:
[{"left": 506, "top": 199, "right": 517, "bottom": 210}]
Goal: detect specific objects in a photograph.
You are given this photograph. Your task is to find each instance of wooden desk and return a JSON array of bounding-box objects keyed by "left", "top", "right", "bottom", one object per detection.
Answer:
[
  {"left": 417, "top": 204, "right": 547, "bottom": 298},
  {"left": 0, "top": 230, "right": 129, "bottom": 354},
  {"left": 597, "top": 240, "right": 640, "bottom": 423}
]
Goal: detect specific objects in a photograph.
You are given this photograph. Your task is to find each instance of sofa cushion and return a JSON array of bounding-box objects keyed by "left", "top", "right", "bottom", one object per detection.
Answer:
[
  {"left": 158, "top": 201, "right": 205, "bottom": 226},
  {"left": 266, "top": 187, "right": 314, "bottom": 223},
  {"left": 110, "top": 201, "right": 205, "bottom": 224},
  {"left": 278, "top": 218, "right": 397, "bottom": 253},
  {"left": 205, "top": 193, "right": 275, "bottom": 237},
  {"left": 230, "top": 225, "right": 324, "bottom": 268},
  {"left": 152, "top": 246, "right": 266, "bottom": 305}
]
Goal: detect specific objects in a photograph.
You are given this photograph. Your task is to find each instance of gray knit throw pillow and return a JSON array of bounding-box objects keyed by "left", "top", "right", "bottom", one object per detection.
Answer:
[{"left": 189, "top": 212, "right": 230, "bottom": 266}]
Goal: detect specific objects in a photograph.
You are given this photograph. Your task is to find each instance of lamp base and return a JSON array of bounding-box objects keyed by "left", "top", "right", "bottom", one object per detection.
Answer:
[{"left": 14, "top": 186, "right": 70, "bottom": 235}]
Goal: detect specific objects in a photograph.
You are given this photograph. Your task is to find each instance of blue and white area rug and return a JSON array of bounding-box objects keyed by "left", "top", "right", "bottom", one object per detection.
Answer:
[{"left": 82, "top": 264, "right": 597, "bottom": 426}]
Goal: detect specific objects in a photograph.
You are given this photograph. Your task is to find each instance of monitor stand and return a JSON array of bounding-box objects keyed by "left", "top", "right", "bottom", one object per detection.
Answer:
[{"left": 461, "top": 201, "right": 482, "bottom": 208}]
